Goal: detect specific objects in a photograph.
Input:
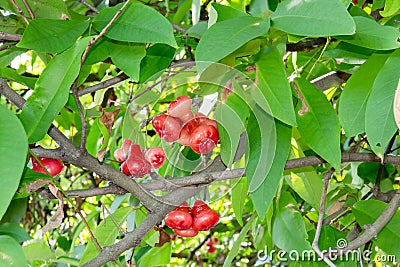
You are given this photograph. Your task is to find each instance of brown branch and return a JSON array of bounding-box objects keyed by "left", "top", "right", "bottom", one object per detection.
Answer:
[
  {"left": 286, "top": 38, "right": 331, "bottom": 52},
  {"left": 312, "top": 169, "right": 335, "bottom": 267},
  {"left": 10, "top": 0, "right": 29, "bottom": 24},
  {"left": 335, "top": 188, "right": 400, "bottom": 255},
  {"left": 171, "top": 23, "right": 187, "bottom": 33},
  {"left": 0, "top": 32, "right": 22, "bottom": 42},
  {"left": 78, "top": 73, "right": 129, "bottom": 96},
  {"left": 73, "top": 1, "right": 130, "bottom": 151},
  {"left": 78, "top": 0, "right": 100, "bottom": 13},
  {"left": 77, "top": 210, "right": 102, "bottom": 252},
  {"left": 21, "top": 0, "right": 34, "bottom": 19}
]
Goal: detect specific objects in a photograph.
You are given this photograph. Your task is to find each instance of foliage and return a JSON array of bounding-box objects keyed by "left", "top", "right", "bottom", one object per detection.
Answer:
[{"left": 0, "top": 0, "right": 400, "bottom": 266}]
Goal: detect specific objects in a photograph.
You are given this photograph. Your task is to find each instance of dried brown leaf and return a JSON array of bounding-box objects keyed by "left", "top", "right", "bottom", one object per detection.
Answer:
[
  {"left": 42, "top": 183, "right": 64, "bottom": 235},
  {"left": 25, "top": 179, "right": 50, "bottom": 193}
]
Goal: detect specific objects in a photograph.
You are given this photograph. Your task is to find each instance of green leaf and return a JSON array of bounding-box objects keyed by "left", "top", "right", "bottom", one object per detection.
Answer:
[
  {"left": 223, "top": 215, "right": 256, "bottom": 267},
  {"left": 0, "top": 0, "right": 70, "bottom": 19},
  {"left": 271, "top": 0, "right": 355, "bottom": 37},
  {"left": 285, "top": 171, "right": 323, "bottom": 209},
  {"left": 272, "top": 192, "right": 313, "bottom": 252},
  {"left": 79, "top": 206, "right": 133, "bottom": 265},
  {"left": 196, "top": 16, "right": 269, "bottom": 64},
  {"left": 20, "top": 38, "right": 89, "bottom": 143},
  {"left": 231, "top": 177, "right": 248, "bottom": 226},
  {"left": 380, "top": 0, "right": 400, "bottom": 17},
  {"left": 92, "top": 2, "right": 177, "bottom": 48},
  {"left": 254, "top": 47, "right": 296, "bottom": 126},
  {"left": 353, "top": 200, "right": 400, "bottom": 258},
  {"left": 365, "top": 49, "right": 400, "bottom": 158},
  {"left": 245, "top": 105, "right": 277, "bottom": 193},
  {"left": 210, "top": 2, "right": 248, "bottom": 23},
  {"left": 23, "top": 241, "right": 54, "bottom": 261},
  {"left": 337, "top": 16, "right": 400, "bottom": 50},
  {"left": 0, "top": 68, "right": 37, "bottom": 88},
  {"left": 0, "top": 222, "right": 31, "bottom": 243},
  {"left": 0, "top": 104, "right": 27, "bottom": 221},
  {"left": 110, "top": 42, "right": 146, "bottom": 82},
  {"left": 17, "top": 19, "right": 90, "bottom": 53},
  {"left": 250, "top": 119, "right": 291, "bottom": 219},
  {"left": 0, "top": 235, "right": 27, "bottom": 266},
  {"left": 339, "top": 53, "right": 390, "bottom": 137},
  {"left": 216, "top": 92, "right": 248, "bottom": 166},
  {"left": 139, "top": 44, "right": 176, "bottom": 83},
  {"left": 138, "top": 243, "right": 171, "bottom": 267},
  {"left": 294, "top": 78, "right": 341, "bottom": 170}
]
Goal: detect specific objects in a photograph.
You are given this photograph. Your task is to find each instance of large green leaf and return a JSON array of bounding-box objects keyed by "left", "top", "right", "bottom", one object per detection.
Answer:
[
  {"left": 92, "top": 2, "right": 177, "bottom": 48},
  {"left": 137, "top": 243, "right": 171, "bottom": 267},
  {"left": 223, "top": 215, "right": 256, "bottom": 267},
  {"left": 216, "top": 92, "right": 248, "bottom": 166},
  {"left": 0, "top": 222, "right": 31, "bottom": 243},
  {"left": 110, "top": 42, "right": 146, "bottom": 81},
  {"left": 245, "top": 105, "right": 277, "bottom": 192},
  {"left": 339, "top": 53, "right": 390, "bottom": 137},
  {"left": 337, "top": 16, "right": 400, "bottom": 50},
  {"left": 20, "top": 38, "right": 89, "bottom": 143},
  {"left": 380, "top": 0, "right": 400, "bottom": 17},
  {"left": 365, "top": 49, "right": 400, "bottom": 158},
  {"left": 0, "top": 0, "right": 70, "bottom": 19},
  {"left": 353, "top": 200, "right": 400, "bottom": 258},
  {"left": 285, "top": 171, "right": 323, "bottom": 209},
  {"left": 250, "top": 119, "right": 292, "bottom": 219},
  {"left": 272, "top": 192, "right": 313, "bottom": 252},
  {"left": 295, "top": 78, "right": 341, "bottom": 170},
  {"left": 271, "top": 0, "right": 355, "bottom": 37},
  {"left": 17, "top": 19, "right": 90, "bottom": 53},
  {"left": 79, "top": 206, "right": 134, "bottom": 265},
  {"left": 0, "top": 235, "right": 27, "bottom": 266},
  {"left": 196, "top": 16, "right": 269, "bottom": 64},
  {"left": 139, "top": 44, "right": 176, "bottom": 83},
  {"left": 254, "top": 47, "right": 296, "bottom": 126},
  {"left": 232, "top": 177, "right": 248, "bottom": 226},
  {"left": 0, "top": 104, "right": 28, "bottom": 221}
]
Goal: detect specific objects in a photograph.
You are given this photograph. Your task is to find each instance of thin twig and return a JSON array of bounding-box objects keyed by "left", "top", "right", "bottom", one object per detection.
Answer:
[
  {"left": 102, "top": 205, "right": 126, "bottom": 235},
  {"left": 78, "top": 73, "right": 129, "bottom": 96},
  {"left": 77, "top": 210, "right": 102, "bottom": 252},
  {"left": 73, "top": 0, "right": 130, "bottom": 151},
  {"left": 81, "top": 0, "right": 130, "bottom": 65},
  {"left": 171, "top": 23, "right": 187, "bottom": 33},
  {"left": 375, "top": 133, "right": 396, "bottom": 191},
  {"left": 21, "top": 0, "right": 34, "bottom": 19},
  {"left": 78, "top": 0, "right": 100, "bottom": 13},
  {"left": 312, "top": 169, "right": 335, "bottom": 267},
  {"left": 10, "top": 0, "right": 29, "bottom": 24},
  {"left": 306, "top": 37, "right": 330, "bottom": 80}
]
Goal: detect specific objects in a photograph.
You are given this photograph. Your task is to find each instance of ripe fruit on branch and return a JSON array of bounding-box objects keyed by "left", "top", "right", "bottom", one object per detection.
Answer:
[
  {"left": 173, "top": 228, "right": 199, "bottom": 238},
  {"left": 32, "top": 157, "right": 64, "bottom": 177},
  {"left": 114, "top": 139, "right": 132, "bottom": 162},
  {"left": 121, "top": 144, "right": 151, "bottom": 178},
  {"left": 165, "top": 205, "right": 193, "bottom": 230},
  {"left": 190, "top": 125, "right": 219, "bottom": 154},
  {"left": 152, "top": 114, "right": 182, "bottom": 142},
  {"left": 144, "top": 147, "right": 166, "bottom": 169},
  {"left": 178, "top": 120, "right": 198, "bottom": 146},
  {"left": 191, "top": 200, "right": 219, "bottom": 231},
  {"left": 168, "top": 96, "right": 194, "bottom": 123}
]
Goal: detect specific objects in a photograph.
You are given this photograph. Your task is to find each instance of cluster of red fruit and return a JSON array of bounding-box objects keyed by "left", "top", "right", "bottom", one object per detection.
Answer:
[
  {"left": 152, "top": 96, "right": 219, "bottom": 154},
  {"left": 31, "top": 156, "right": 64, "bottom": 177},
  {"left": 114, "top": 139, "right": 166, "bottom": 178},
  {"left": 165, "top": 200, "right": 219, "bottom": 238},
  {"left": 205, "top": 237, "right": 219, "bottom": 253}
]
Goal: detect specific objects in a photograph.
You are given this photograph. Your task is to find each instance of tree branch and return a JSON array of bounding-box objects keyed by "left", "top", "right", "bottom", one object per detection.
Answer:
[
  {"left": 312, "top": 169, "right": 335, "bottom": 267},
  {"left": 0, "top": 32, "right": 22, "bottom": 42}
]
